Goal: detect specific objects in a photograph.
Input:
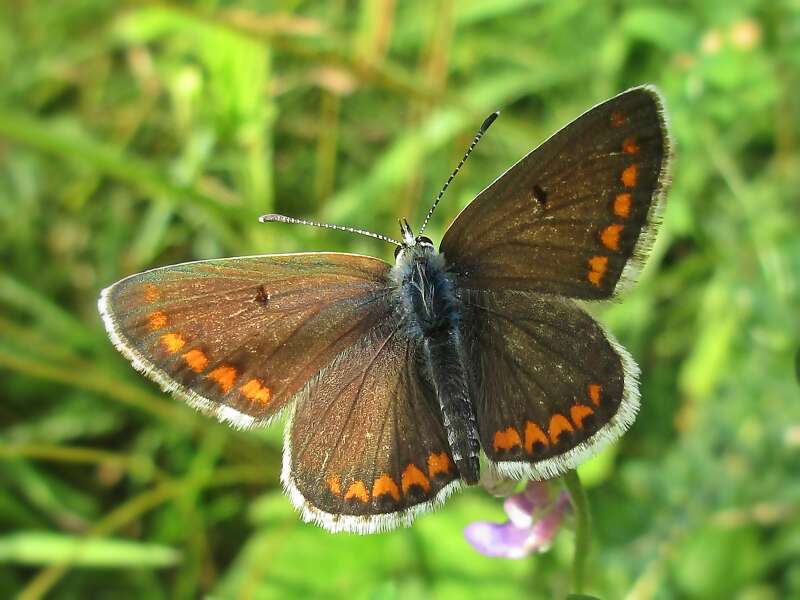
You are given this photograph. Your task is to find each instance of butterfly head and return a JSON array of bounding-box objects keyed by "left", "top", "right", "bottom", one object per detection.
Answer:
[{"left": 394, "top": 218, "right": 434, "bottom": 262}]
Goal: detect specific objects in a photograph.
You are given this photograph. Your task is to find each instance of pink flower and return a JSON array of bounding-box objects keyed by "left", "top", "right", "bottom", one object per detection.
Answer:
[{"left": 464, "top": 480, "right": 572, "bottom": 559}]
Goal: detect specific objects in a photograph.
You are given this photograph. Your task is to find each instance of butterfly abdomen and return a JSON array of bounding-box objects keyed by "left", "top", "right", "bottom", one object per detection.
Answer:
[
  {"left": 423, "top": 330, "right": 480, "bottom": 484},
  {"left": 393, "top": 248, "right": 480, "bottom": 484}
]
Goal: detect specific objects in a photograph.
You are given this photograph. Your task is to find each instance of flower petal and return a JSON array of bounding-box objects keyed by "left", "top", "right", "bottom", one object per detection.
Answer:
[
  {"left": 522, "top": 491, "right": 573, "bottom": 553},
  {"left": 503, "top": 495, "right": 534, "bottom": 528},
  {"left": 503, "top": 481, "right": 551, "bottom": 527},
  {"left": 465, "top": 486, "right": 574, "bottom": 559},
  {"left": 464, "top": 521, "right": 535, "bottom": 559}
]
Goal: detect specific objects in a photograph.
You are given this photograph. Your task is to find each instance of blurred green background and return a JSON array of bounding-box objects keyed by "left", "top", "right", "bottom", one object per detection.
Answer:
[{"left": 1, "top": 1, "right": 799, "bottom": 598}]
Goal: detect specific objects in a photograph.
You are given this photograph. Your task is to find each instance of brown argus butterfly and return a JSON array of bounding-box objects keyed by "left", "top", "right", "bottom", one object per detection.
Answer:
[{"left": 99, "top": 86, "right": 671, "bottom": 533}]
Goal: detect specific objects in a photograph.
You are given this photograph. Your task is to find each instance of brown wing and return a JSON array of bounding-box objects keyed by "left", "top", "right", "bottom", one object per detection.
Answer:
[
  {"left": 441, "top": 86, "right": 671, "bottom": 299},
  {"left": 284, "top": 322, "right": 461, "bottom": 533},
  {"left": 98, "top": 253, "right": 392, "bottom": 428},
  {"left": 460, "top": 289, "right": 639, "bottom": 480}
]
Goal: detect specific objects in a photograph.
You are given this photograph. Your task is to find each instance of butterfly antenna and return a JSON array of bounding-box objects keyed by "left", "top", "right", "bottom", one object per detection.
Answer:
[
  {"left": 260, "top": 214, "right": 402, "bottom": 246},
  {"left": 417, "top": 110, "right": 500, "bottom": 236}
]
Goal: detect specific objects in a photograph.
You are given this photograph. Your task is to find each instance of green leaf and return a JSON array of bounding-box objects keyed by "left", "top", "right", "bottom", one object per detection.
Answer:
[
  {"left": 0, "top": 532, "right": 180, "bottom": 567},
  {"left": 621, "top": 8, "right": 695, "bottom": 51},
  {"left": 673, "top": 525, "right": 766, "bottom": 598}
]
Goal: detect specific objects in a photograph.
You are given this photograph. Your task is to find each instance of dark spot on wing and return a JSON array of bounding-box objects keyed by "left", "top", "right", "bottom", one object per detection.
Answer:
[
  {"left": 532, "top": 184, "right": 548, "bottom": 206},
  {"left": 254, "top": 285, "right": 270, "bottom": 307}
]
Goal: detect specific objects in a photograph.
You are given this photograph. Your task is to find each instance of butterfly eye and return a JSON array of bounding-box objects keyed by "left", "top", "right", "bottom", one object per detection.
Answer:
[
  {"left": 417, "top": 236, "right": 433, "bottom": 246},
  {"left": 394, "top": 245, "right": 403, "bottom": 258}
]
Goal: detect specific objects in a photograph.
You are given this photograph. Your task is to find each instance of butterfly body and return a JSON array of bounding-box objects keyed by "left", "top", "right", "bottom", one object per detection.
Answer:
[
  {"left": 100, "top": 86, "right": 671, "bottom": 533},
  {"left": 392, "top": 238, "right": 480, "bottom": 484}
]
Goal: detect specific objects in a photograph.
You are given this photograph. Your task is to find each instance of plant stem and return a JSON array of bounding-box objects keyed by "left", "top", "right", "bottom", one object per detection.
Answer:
[{"left": 564, "top": 469, "right": 591, "bottom": 594}]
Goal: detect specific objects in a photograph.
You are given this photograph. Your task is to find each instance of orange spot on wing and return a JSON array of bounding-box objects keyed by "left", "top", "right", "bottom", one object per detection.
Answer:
[
  {"left": 344, "top": 480, "right": 369, "bottom": 503},
  {"left": 600, "top": 223, "right": 624, "bottom": 251},
  {"left": 622, "top": 137, "right": 640, "bottom": 154},
  {"left": 587, "top": 255, "right": 609, "bottom": 287},
  {"left": 427, "top": 452, "right": 452, "bottom": 478},
  {"left": 207, "top": 365, "right": 237, "bottom": 393},
  {"left": 614, "top": 193, "right": 632, "bottom": 218},
  {"left": 372, "top": 474, "right": 401, "bottom": 502},
  {"left": 524, "top": 421, "right": 549, "bottom": 453},
  {"left": 588, "top": 383, "right": 602, "bottom": 406},
  {"left": 548, "top": 414, "right": 574, "bottom": 444},
  {"left": 240, "top": 378, "right": 271, "bottom": 405},
  {"left": 182, "top": 349, "right": 208, "bottom": 373},
  {"left": 610, "top": 111, "right": 626, "bottom": 127},
  {"left": 147, "top": 310, "right": 167, "bottom": 331},
  {"left": 326, "top": 474, "right": 341, "bottom": 496},
  {"left": 401, "top": 464, "right": 431, "bottom": 494},
  {"left": 571, "top": 404, "right": 595, "bottom": 429},
  {"left": 621, "top": 164, "right": 638, "bottom": 188},
  {"left": 493, "top": 426, "right": 522, "bottom": 452},
  {"left": 143, "top": 284, "right": 160, "bottom": 303},
  {"left": 160, "top": 333, "right": 185, "bottom": 353}
]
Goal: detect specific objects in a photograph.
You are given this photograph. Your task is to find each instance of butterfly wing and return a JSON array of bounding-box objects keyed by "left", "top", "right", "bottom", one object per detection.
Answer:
[
  {"left": 441, "top": 86, "right": 671, "bottom": 299},
  {"left": 99, "top": 253, "right": 393, "bottom": 428},
  {"left": 284, "top": 321, "right": 461, "bottom": 533},
  {"left": 460, "top": 289, "right": 637, "bottom": 479}
]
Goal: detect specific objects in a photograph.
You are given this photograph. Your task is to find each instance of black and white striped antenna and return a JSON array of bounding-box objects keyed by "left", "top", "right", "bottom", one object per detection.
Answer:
[
  {"left": 261, "top": 110, "right": 499, "bottom": 246},
  {"left": 417, "top": 110, "right": 499, "bottom": 236},
  {"left": 259, "top": 214, "right": 402, "bottom": 246}
]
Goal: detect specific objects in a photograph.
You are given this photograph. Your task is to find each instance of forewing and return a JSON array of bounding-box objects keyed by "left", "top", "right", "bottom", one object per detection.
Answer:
[
  {"left": 284, "top": 323, "right": 461, "bottom": 533},
  {"left": 99, "top": 253, "right": 392, "bottom": 428},
  {"left": 461, "top": 289, "right": 639, "bottom": 479},
  {"left": 441, "top": 86, "right": 670, "bottom": 299}
]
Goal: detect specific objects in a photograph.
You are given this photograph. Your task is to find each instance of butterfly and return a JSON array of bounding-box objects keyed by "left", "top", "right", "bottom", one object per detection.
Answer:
[{"left": 99, "top": 86, "right": 671, "bottom": 533}]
